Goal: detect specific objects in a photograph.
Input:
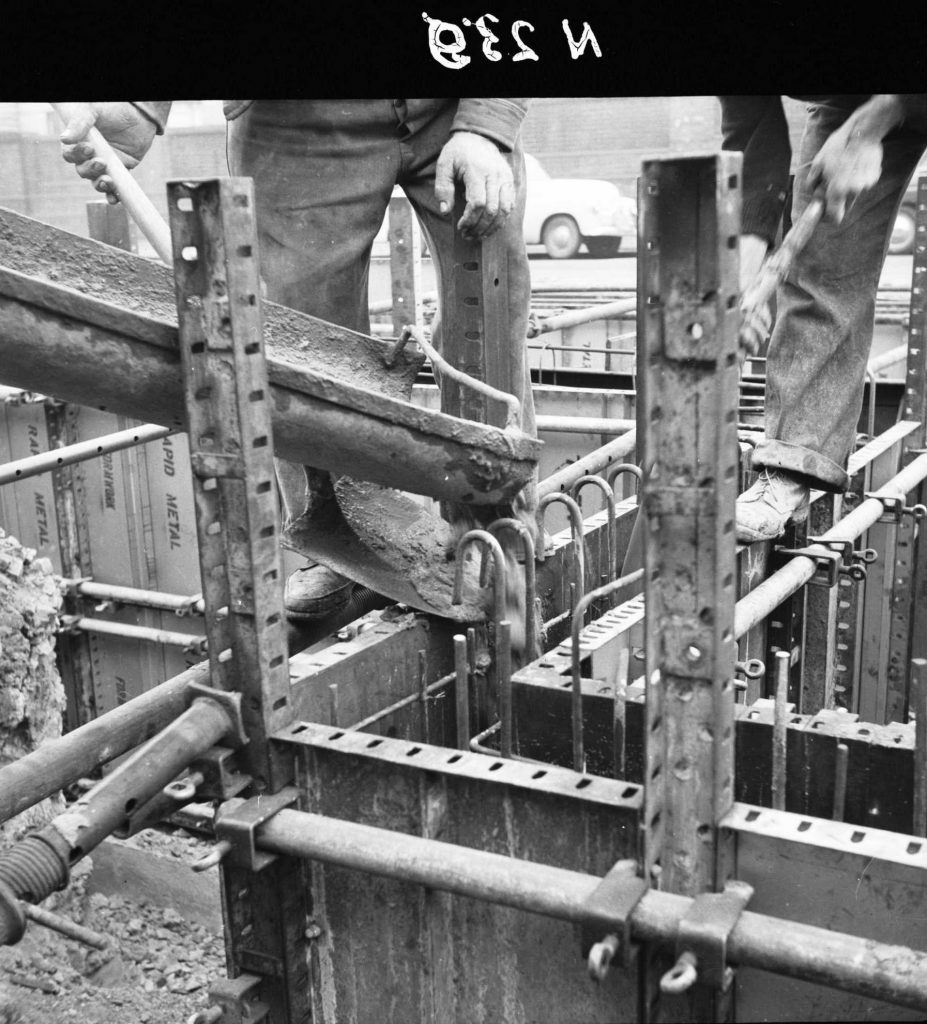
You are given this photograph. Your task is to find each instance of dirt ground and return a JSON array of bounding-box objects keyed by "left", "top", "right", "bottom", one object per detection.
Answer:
[{"left": 0, "top": 826, "right": 226, "bottom": 1024}]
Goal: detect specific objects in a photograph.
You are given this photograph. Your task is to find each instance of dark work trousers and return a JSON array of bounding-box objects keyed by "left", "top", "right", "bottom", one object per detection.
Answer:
[
  {"left": 622, "top": 104, "right": 927, "bottom": 581},
  {"left": 753, "top": 102, "right": 927, "bottom": 490},
  {"left": 226, "top": 99, "right": 537, "bottom": 559}
]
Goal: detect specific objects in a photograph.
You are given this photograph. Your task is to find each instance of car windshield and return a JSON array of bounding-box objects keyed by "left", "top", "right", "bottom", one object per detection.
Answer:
[{"left": 524, "top": 154, "right": 550, "bottom": 182}]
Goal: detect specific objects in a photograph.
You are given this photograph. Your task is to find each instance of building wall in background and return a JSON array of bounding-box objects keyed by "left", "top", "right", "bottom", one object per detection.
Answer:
[{"left": 0, "top": 97, "right": 809, "bottom": 238}]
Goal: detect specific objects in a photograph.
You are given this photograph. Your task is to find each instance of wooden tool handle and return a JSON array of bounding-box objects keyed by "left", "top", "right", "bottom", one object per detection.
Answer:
[
  {"left": 739, "top": 196, "right": 826, "bottom": 355},
  {"left": 52, "top": 103, "right": 173, "bottom": 265}
]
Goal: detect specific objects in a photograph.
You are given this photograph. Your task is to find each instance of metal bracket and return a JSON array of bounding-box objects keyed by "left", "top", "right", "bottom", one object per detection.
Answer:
[
  {"left": 201, "top": 972, "right": 269, "bottom": 1024},
  {"left": 668, "top": 878, "right": 754, "bottom": 993},
  {"left": 187, "top": 746, "right": 251, "bottom": 802},
  {"left": 864, "top": 492, "right": 927, "bottom": 525},
  {"left": 581, "top": 858, "right": 649, "bottom": 977},
  {"left": 774, "top": 537, "right": 872, "bottom": 588},
  {"left": 186, "top": 681, "right": 249, "bottom": 748},
  {"left": 214, "top": 787, "right": 299, "bottom": 872}
]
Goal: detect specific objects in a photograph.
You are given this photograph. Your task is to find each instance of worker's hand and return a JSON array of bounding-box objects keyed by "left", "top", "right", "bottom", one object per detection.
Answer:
[
  {"left": 807, "top": 126, "right": 883, "bottom": 225},
  {"left": 434, "top": 131, "right": 516, "bottom": 240},
  {"left": 737, "top": 233, "right": 772, "bottom": 356},
  {"left": 738, "top": 234, "right": 768, "bottom": 294},
  {"left": 59, "top": 103, "right": 158, "bottom": 205}
]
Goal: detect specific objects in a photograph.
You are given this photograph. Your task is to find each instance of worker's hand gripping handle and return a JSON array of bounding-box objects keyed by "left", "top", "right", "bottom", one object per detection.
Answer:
[
  {"left": 739, "top": 196, "right": 826, "bottom": 356},
  {"left": 52, "top": 102, "right": 173, "bottom": 265}
]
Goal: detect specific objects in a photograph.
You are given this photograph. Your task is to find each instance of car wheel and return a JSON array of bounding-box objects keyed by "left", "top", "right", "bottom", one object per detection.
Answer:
[
  {"left": 890, "top": 205, "right": 916, "bottom": 255},
  {"left": 585, "top": 236, "right": 621, "bottom": 258},
  {"left": 541, "top": 215, "right": 581, "bottom": 259}
]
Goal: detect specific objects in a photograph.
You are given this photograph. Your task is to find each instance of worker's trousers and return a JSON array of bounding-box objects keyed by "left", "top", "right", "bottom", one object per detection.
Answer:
[
  {"left": 226, "top": 99, "right": 536, "bottom": 552},
  {"left": 752, "top": 101, "right": 926, "bottom": 491}
]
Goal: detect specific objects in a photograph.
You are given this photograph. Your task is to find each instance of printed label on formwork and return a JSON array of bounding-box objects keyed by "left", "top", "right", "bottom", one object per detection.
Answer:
[
  {"left": 142, "top": 429, "right": 204, "bottom": 678},
  {"left": 2, "top": 398, "right": 61, "bottom": 571},
  {"left": 74, "top": 405, "right": 150, "bottom": 712},
  {"left": 0, "top": 396, "right": 25, "bottom": 545}
]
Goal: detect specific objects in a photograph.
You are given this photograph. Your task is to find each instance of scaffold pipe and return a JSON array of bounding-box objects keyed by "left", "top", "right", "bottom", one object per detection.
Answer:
[
  {"left": 536, "top": 416, "right": 635, "bottom": 435},
  {"left": 257, "top": 809, "right": 927, "bottom": 1012},
  {"left": 0, "top": 424, "right": 174, "bottom": 486},
  {"left": 0, "top": 661, "right": 207, "bottom": 824},
  {"left": 527, "top": 298, "right": 637, "bottom": 338},
  {"left": 539, "top": 431, "right": 637, "bottom": 498},
  {"left": 735, "top": 452, "right": 927, "bottom": 639}
]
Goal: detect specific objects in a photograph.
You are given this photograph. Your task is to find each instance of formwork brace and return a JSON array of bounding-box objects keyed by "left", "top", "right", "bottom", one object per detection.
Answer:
[
  {"left": 0, "top": 422, "right": 174, "bottom": 486},
  {"left": 735, "top": 451, "right": 927, "bottom": 638},
  {"left": 234, "top": 805, "right": 927, "bottom": 1012}
]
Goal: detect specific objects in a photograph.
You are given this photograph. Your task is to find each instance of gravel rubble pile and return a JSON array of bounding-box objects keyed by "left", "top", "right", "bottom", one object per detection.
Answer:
[{"left": 0, "top": 828, "right": 225, "bottom": 1024}]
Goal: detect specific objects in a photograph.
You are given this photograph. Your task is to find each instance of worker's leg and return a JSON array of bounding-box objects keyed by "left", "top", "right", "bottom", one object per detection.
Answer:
[
  {"left": 737, "top": 102, "right": 926, "bottom": 542},
  {"left": 227, "top": 100, "right": 400, "bottom": 615}
]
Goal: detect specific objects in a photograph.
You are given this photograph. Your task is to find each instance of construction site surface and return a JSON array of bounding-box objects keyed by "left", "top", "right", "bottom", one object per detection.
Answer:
[{"left": 0, "top": 154, "right": 926, "bottom": 1024}]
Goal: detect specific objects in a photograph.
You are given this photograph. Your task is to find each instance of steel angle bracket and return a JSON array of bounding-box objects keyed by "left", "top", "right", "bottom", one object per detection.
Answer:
[
  {"left": 674, "top": 878, "right": 753, "bottom": 992},
  {"left": 774, "top": 537, "right": 872, "bottom": 588},
  {"left": 215, "top": 786, "right": 299, "bottom": 872},
  {"left": 581, "top": 858, "right": 649, "bottom": 974},
  {"left": 864, "top": 491, "right": 927, "bottom": 525},
  {"left": 186, "top": 746, "right": 251, "bottom": 802},
  {"left": 203, "top": 972, "right": 269, "bottom": 1024}
]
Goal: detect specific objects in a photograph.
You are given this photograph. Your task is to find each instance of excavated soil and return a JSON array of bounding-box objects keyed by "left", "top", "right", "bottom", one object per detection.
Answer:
[
  {"left": 0, "top": 531, "right": 66, "bottom": 839},
  {"left": 0, "top": 529, "right": 224, "bottom": 1022},
  {"left": 0, "top": 827, "right": 225, "bottom": 1024}
]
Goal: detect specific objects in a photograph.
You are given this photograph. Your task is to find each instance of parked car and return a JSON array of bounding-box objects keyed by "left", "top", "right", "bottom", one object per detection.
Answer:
[
  {"left": 523, "top": 153, "right": 636, "bottom": 259},
  {"left": 890, "top": 160, "right": 927, "bottom": 255},
  {"left": 372, "top": 155, "right": 637, "bottom": 261}
]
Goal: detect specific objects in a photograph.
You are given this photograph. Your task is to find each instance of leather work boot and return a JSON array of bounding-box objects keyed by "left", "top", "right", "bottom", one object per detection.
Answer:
[
  {"left": 284, "top": 563, "right": 355, "bottom": 620},
  {"left": 735, "top": 469, "right": 810, "bottom": 544}
]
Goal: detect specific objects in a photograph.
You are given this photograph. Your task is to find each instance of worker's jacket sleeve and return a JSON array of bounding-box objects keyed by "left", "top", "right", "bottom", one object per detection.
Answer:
[
  {"left": 131, "top": 102, "right": 173, "bottom": 135},
  {"left": 719, "top": 95, "right": 791, "bottom": 246},
  {"left": 451, "top": 99, "right": 530, "bottom": 152}
]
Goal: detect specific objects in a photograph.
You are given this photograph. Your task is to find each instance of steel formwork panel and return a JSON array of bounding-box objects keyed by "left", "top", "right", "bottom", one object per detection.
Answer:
[
  {"left": 725, "top": 803, "right": 927, "bottom": 1021},
  {"left": 279, "top": 722, "right": 643, "bottom": 1024}
]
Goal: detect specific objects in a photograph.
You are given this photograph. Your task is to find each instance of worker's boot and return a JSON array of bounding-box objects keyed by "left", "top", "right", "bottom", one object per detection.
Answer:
[
  {"left": 735, "top": 469, "right": 810, "bottom": 543},
  {"left": 284, "top": 562, "right": 355, "bottom": 620}
]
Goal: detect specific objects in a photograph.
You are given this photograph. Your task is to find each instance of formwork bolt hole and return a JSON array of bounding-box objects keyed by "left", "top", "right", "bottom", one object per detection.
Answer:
[
  {"left": 745, "top": 810, "right": 761, "bottom": 822},
  {"left": 532, "top": 770, "right": 547, "bottom": 780},
  {"left": 686, "top": 645, "right": 701, "bottom": 663},
  {"left": 907, "top": 843, "right": 922, "bottom": 855},
  {"left": 447, "top": 754, "right": 462, "bottom": 764},
  {"left": 622, "top": 786, "right": 638, "bottom": 798},
  {"left": 291, "top": 724, "right": 308, "bottom": 734},
  {"left": 406, "top": 746, "right": 422, "bottom": 757},
  {"left": 797, "top": 821, "right": 812, "bottom": 832},
  {"left": 687, "top": 323, "right": 703, "bottom": 341},
  {"left": 124, "top": 799, "right": 137, "bottom": 814},
  {"left": 851, "top": 831, "right": 866, "bottom": 843},
  {"left": 697, "top": 824, "right": 711, "bottom": 838},
  {"left": 489, "top": 762, "right": 503, "bottom": 771},
  {"left": 366, "top": 739, "right": 383, "bottom": 748},
  {"left": 576, "top": 778, "right": 592, "bottom": 789},
  {"left": 329, "top": 731, "right": 344, "bottom": 741}
]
